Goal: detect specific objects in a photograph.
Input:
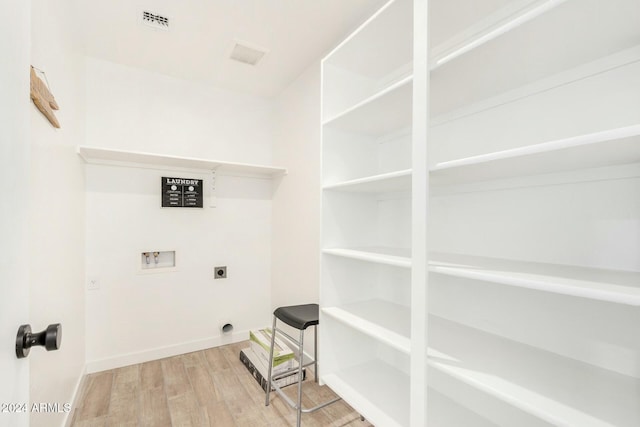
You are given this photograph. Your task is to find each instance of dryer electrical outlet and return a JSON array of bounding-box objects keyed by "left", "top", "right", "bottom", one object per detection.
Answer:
[{"left": 214, "top": 266, "right": 227, "bottom": 279}]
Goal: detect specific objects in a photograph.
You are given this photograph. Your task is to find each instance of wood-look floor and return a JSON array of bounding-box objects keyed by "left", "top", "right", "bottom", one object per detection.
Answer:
[{"left": 70, "top": 341, "right": 372, "bottom": 427}]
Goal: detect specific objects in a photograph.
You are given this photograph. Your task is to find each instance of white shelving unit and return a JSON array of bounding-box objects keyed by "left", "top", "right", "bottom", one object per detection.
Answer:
[
  {"left": 320, "top": 0, "right": 428, "bottom": 425},
  {"left": 322, "top": 0, "right": 640, "bottom": 425},
  {"left": 426, "top": 0, "right": 640, "bottom": 426},
  {"left": 77, "top": 146, "right": 287, "bottom": 177}
]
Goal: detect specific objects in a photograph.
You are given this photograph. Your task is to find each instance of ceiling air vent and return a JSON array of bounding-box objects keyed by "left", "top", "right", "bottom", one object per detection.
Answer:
[
  {"left": 142, "top": 11, "right": 169, "bottom": 31},
  {"left": 229, "top": 41, "right": 268, "bottom": 66}
]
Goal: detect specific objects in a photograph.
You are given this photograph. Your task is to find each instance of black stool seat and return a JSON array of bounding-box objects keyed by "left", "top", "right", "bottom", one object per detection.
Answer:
[{"left": 274, "top": 304, "right": 319, "bottom": 330}]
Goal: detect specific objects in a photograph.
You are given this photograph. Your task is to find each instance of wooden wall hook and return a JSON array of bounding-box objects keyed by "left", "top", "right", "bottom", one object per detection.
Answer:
[{"left": 30, "top": 66, "right": 60, "bottom": 128}]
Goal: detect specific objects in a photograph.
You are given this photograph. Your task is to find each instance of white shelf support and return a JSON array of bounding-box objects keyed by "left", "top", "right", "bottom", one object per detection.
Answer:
[{"left": 209, "top": 168, "right": 218, "bottom": 208}]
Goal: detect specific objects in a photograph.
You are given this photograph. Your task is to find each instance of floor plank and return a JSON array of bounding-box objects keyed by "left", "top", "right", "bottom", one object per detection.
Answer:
[
  {"left": 161, "top": 357, "right": 192, "bottom": 398},
  {"left": 140, "top": 360, "right": 164, "bottom": 391},
  {"left": 203, "top": 401, "right": 236, "bottom": 427},
  {"left": 139, "top": 386, "right": 172, "bottom": 427},
  {"left": 74, "top": 372, "right": 113, "bottom": 421},
  {"left": 108, "top": 390, "right": 139, "bottom": 424},
  {"left": 202, "top": 347, "right": 232, "bottom": 373},
  {"left": 112, "top": 365, "right": 140, "bottom": 396},
  {"left": 167, "top": 391, "right": 208, "bottom": 427},
  {"left": 180, "top": 351, "right": 207, "bottom": 368},
  {"left": 186, "top": 364, "right": 221, "bottom": 405},
  {"left": 72, "top": 416, "right": 108, "bottom": 427}
]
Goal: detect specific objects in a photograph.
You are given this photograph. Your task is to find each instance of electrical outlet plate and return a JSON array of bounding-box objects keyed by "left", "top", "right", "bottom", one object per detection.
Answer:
[
  {"left": 87, "top": 277, "right": 100, "bottom": 290},
  {"left": 214, "top": 266, "right": 227, "bottom": 279}
]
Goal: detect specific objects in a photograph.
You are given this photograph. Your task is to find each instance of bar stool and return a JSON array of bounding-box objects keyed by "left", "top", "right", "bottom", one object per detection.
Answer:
[{"left": 264, "top": 303, "right": 340, "bottom": 427}]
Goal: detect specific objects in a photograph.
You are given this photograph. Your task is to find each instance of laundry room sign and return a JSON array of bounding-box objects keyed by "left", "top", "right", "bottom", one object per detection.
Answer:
[{"left": 161, "top": 177, "right": 203, "bottom": 208}]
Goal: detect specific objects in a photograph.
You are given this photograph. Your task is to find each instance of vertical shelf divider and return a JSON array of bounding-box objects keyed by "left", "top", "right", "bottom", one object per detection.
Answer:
[
  {"left": 411, "top": 1, "right": 428, "bottom": 425},
  {"left": 320, "top": 0, "right": 420, "bottom": 425}
]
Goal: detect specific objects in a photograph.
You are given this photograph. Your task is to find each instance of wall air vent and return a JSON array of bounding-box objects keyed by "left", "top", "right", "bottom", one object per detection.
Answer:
[
  {"left": 142, "top": 11, "right": 169, "bottom": 31},
  {"left": 229, "top": 41, "right": 268, "bottom": 66}
]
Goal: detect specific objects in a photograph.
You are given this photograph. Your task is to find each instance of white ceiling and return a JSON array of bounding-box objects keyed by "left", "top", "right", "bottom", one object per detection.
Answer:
[{"left": 77, "top": 0, "right": 388, "bottom": 98}]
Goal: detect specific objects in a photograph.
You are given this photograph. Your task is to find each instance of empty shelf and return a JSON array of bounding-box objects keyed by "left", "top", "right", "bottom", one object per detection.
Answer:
[
  {"left": 323, "top": 300, "right": 410, "bottom": 354},
  {"left": 430, "top": 125, "right": 640, "bottom": 185},
  {"left": 322, "top": 76, "right": 413, "bottom": 137},
  {"left": 323, "top": 247, "right": 411, "bottom": 268},
  {"left": 323, "top": 0, "right": 413, "bottom": 81},
  {"left": 78, "top": 146, "right": 287, "bottom": 177},
  {"left": 430, "top": 0, "right": 567, "bottom": 70},
  {"left": 323, "top": 169, "right": 412, "bottom": 193},
  {"left": 428, "top": 316, "right": 640, "bottom": 427},
  {"left": 322, "top": 360, "right": 410, "bottom": 427},
  {"left": 429, "top": 253, "right": 640, "bottom": 306},
  {"left": 429, "top": 0, "right": 640, "bottom": 117}
]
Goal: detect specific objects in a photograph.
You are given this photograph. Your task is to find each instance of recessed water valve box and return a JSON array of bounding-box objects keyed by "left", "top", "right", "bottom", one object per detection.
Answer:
[{"left": 141, "top": 251, "right": 176, "bottom": 272}]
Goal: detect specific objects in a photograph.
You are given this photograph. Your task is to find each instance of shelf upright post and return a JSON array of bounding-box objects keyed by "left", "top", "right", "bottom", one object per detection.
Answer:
[{"left": 411, "top": 0, "right": 429, "bottom": 425}]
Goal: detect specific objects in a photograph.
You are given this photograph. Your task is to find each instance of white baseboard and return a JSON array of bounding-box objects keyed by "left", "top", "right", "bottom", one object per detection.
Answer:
[
  {"left": 85, "top": 330, "right": 250, "bottom": 374},
  {"left": 63, "top": 365, "right": 87, "bottom": 427}
]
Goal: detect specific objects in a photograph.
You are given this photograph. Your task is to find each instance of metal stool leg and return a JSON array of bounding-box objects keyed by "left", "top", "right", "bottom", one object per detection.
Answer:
[
  {"left": 296, "top": 327, "right": 305, "bottom": 427},
  {"left": 265, "top": 315, "right": 277, "bottom": 407},
  {"left": 314, "top": 325, "right": 318, "bottom": 382}
]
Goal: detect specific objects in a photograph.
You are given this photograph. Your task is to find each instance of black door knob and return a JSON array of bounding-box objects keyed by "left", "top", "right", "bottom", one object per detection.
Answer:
[{"left": 16, "top": 323, "right": 62, "bottom": 359}]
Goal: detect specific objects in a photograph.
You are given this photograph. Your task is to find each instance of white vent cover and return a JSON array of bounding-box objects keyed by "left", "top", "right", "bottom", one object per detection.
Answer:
[
  {"left": 142, "top": 11, "right": 169, "bottom": 31},
  {"left": 229, "top": 41, "right": 268, "bottom": 66}
]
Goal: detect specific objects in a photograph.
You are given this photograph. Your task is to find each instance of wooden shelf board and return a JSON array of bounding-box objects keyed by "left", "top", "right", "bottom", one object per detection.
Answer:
[
  {"left": 429, "top": 252, "right": 640, "bottom": 306},
  {"left": 77, "top": 146, "right": 287, "bottom": 177},
  {"left": 430, "top": 125, "right": 640, "bottom": 184},
  {"left": 323, "top": 169, "right": 412, "bottom": 193},
  {"left": 428, "top": 316, "right": 640, "bottom": 427},
  {"left": 322, "top": 300, "right": 411, "bottom": 354},
  {"left": 322, "top": 360, "right": 410, "bottom": 427},
  {"left": 323, "top": 247, "right": 411, "bottom": 268},
  {"left": 322, "top": 76, "right": 413, "bottom": 136}
]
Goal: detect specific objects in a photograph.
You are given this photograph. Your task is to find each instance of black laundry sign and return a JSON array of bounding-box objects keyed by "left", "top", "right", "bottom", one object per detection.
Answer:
[{"left": 161, "top": 177, "right": 203, "bottom": 208}]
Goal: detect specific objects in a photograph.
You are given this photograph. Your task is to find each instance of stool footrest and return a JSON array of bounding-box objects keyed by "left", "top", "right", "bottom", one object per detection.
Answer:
[
  {"left": 270, "top": 380, "right": 341, "bottom": 413},
  {"left": 271, "top": 360, "right": 314, "bottom": 381}
]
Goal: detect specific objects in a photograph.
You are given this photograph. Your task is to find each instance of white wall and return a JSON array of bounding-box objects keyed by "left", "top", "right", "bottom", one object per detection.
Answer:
[
  {"left": 270, "top": 63, "right": 322, "bottom": 356},
  {"left": 0, "top": 2, "right": 31, "bottom": 427},
  {"left": 84, "top": 59, "right": 276, "bottom": 371},
  {"left": 272, "top": 63, "right": 322, "bottom": 309},
  {"left": 29, "top": 1, "right": 87, "bottom": 426},
  {"left": 85, "top": 57, "right": 273, "bottom": 164}
]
